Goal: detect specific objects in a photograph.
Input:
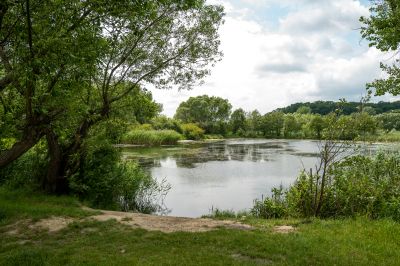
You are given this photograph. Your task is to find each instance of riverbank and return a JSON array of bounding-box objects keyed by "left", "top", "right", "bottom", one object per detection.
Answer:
[{"left": 1, "top": 188, "right": 399, "bottom": 265}]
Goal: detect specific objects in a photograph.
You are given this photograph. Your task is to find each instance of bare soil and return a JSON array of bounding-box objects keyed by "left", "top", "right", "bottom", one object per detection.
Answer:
[
  {"left": 273, "top": 225, "right": 296, "bottom": 234},
  {"left": 7, "top": 209, "right": 253, "bottom": 234},
  {"left": 90, "top": 209, "right": 253, "bottom": 233}
]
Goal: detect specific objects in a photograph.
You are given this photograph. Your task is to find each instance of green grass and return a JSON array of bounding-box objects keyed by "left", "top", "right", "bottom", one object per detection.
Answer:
[
  {"left": 371, "top": 130, "right": 400, "bottom": 142},
  {"left": 1, "top": 188, "right": 400, "bottom": 265},
  {"left": 0, "top": 188, "right": 95, "bottom": 225},
  {"left": 121, "top": 129, "right": 183, "bottom": 146},
  {"left": 202, "top": 208, "right": 250, "bottom": 220}
]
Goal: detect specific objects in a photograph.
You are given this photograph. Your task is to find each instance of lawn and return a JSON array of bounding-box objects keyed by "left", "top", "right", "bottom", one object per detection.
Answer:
[{"left": 1, "top": 188, "right": 399, "bottom": 266}]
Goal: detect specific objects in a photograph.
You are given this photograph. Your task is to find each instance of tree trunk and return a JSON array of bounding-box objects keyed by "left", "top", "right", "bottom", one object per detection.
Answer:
[
  {"left": 43, "top": 111, "right": 108, "bottom": 194},
  {"left": 44, "top": 130, "right": 69, "bottom": 194},
  {"left": 44, "top": 118, "right": 94, "bottom": 194}
]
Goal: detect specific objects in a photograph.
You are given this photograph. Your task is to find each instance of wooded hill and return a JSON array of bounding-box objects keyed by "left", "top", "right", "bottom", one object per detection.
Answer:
[{"left": 276, "top": 101, "right": 400, "bottom": 115}]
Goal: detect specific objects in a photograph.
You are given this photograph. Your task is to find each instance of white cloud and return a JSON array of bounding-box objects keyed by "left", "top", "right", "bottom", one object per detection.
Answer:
[{"left": 151, "top": 0, "right": 395, "bottom": 117}]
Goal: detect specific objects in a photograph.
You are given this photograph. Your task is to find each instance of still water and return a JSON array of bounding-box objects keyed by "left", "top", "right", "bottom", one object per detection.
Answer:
[{"left": 122, "top": 139, "right": 384, "bottom": 218}]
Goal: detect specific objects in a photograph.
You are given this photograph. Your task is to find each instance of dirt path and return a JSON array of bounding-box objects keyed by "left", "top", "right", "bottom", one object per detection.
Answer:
[
  {"left": 14, "top": 209, "right": 253, "bottom": 234},
  {"left": 90, "top": 209, "right": 253, "bottom": 233}
]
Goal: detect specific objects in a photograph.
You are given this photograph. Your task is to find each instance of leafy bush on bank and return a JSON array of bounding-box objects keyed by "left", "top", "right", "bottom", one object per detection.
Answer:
[
  {"left": 251, "top": 151, "right": 400, "bottom": 221},
  {"left": 180, "top": 123, "right": 205, "bottom": 140},
  {"left": 70, "top": 142, "right": 169, "bottom": 213}
]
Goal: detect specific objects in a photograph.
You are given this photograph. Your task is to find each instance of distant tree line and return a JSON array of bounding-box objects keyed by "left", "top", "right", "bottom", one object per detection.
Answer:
[
  {"left": 143, "top": 95, "right": 400, "bottom": 141},
  {"left": 275, "top": 101, "right": 400, "bottom": 115}
]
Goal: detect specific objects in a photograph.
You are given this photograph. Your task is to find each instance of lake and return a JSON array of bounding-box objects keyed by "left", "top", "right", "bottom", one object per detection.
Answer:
[{"left": 122, "top": 139, "right": 388, "bottom": 218}]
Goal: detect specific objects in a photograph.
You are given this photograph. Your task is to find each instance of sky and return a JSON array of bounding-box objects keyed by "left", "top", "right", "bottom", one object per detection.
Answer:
[{"left": 150, "top": 0, "right": 399, "bottom": 117}]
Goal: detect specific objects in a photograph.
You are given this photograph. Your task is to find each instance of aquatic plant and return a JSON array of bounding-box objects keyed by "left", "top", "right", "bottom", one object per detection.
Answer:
[{"left": 121, "top": 130, "right": 183, "bottom": 146}]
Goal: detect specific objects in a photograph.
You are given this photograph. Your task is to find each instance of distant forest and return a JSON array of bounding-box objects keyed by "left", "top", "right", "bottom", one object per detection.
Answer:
[{"left": 276, "top": 101, "right": 400, "bottom": 115}]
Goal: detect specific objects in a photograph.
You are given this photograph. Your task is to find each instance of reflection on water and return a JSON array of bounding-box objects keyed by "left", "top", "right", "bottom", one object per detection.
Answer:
[{"left": 122, "top": 139, "right": 392, "bottom": 218}]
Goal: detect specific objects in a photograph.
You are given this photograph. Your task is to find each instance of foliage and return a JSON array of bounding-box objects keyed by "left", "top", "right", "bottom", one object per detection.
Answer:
[
  {"left": 0, "top": 0, "right": 224, "bottom": 193},
  {"left": 253, "top": 151, "right": 400, "bottom": 221},
  {"left": 277, "top": 100, "right": 400, "bottom": 115},
  {"left": 251, "top": 186, "right": 287, "bottom": 219},
  {"left": 230, "top": 108, "right": 247, "bottom": 134},
  {"left": 170, "top": 96, "right": 399, "bottom": 140},
  {"left": 283, "top": 115, "right": 302, "bottom": 138},
  {"left": 91, "top": 119, "right": 129, "bottom": 144},
  {"left": 352, "top": 112, "right": 378, "bottom": 140},
  {"left": 69, "top": 142, "right": 169, "bottom": 212},
  {"left": 376, "top": 112, "right": 400, "bottom": 131},
  {"left": 174, "top": 95, "right": 231, "bottom": 134},
  {"left": 260, "top": 112, "right": 284, "bottom": 137},
  {"left": 0, "top": 142, "right": 47, "bottom": 189},
  {"left": 151, "top": 115, "right": 182, "bottom": 133},
  {"left": 122, "top": 130, "right": 183, "bottom": 146},
  {"left": 246, "top": 110, "right": 263, "bottom": 136},
  {"left": 204, "top": 134, "right": 224, "bottom": 139},
  {"left": 296, "top": 106, "right": 311, "bottom": 114},
  {"left": 202, "top": 208, "right": 236, "bottom": 219},
  {"left": 309, "top": 115, "right": 326, "bottom": 139},
  {"left": 360, "top": 1, "right": 400, "bottom": 96},
  {"left": 180, "top": 123, "right": 205, "bottom": 140}
]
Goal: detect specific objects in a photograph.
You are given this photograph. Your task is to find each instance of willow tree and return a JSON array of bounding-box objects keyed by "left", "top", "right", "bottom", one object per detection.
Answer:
[
  {"left": 0, "top": 0, "right": 224, "bottom": 192},
  {"left": 360, "top": 0, "right": 400, "bottom": 96}
]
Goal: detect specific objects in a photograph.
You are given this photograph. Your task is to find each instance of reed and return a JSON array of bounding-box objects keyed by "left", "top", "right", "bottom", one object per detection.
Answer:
[{"left": 121, "top": 129, "right": 183, "bottom": 146}]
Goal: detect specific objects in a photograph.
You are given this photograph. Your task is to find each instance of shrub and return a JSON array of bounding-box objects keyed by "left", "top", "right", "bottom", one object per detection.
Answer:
[
  {"left": 251, "top": 186, "right": 287, "bottom": 219},
  {"left": 151, "top": 116, "right": 183, "bottom": 133},
  {"left": 181, "top": 123, "right": 205, "bottom": 140},
  {"left": 121, "top": 129, "right": 183, "bottom": 146},
  {"left": 134, "top": 123, "right": 154, "bottom": 131},
  {"left": 70, "top": 143, "right": 170, "bottom": 213},
  {"left": 253, "top": 151, "right": 400, "bottom": 221}
]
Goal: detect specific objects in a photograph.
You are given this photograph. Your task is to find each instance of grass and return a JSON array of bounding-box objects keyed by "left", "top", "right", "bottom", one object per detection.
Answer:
[
  {"left": 121, "top": 129, "right": 183, "bottom": 146},
  {"left": 202, "top": 208, "right": 250, "bottom": 220},
  {"left": 369, "top": 130, "right": 400, "bottom": 142},
  {"left": 0, "top": 187, "right": 95, "bottom": 226},
  {"left": 1, "top": 188, "right": 400, "bottom": 265}
]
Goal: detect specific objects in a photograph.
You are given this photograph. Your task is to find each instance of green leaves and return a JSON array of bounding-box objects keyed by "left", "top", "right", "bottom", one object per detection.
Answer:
[
  {"left": 174, "top": 95, "right": 231, "bottom": 134},
  {"left": 360, "top": 0, "right": 400, "bottom": 96}
]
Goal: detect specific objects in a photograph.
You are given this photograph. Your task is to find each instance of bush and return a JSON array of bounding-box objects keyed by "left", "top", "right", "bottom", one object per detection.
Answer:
[
  {"left": 70, "top": 143, "right": 170, "bottom": 213},
  {"left": 121, "top": 129, "right": 183, "bottom": 146},
  {"left": 251, "top": 186, "right": 287, "bottom": 219},
  {"left": 253, "top": 151, "right": 400, "bottom": 221},
  {"left": 181, "top": 123, "right": 205, "bottom": 140},
  {"left": 151, "top": 116, "right": 182, "bottom": 133}
]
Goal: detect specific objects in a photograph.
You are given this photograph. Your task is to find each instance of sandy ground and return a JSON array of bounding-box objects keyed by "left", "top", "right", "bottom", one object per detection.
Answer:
[
  {"left": 273, "top": 225, "right": 296, "bottom": 234},
  {"left": 6, "top": 209, "right": 297, "bottom": 234},
  {"left": 6, "top": 209, "right": 253, "bottom": 234},
  {"left": 89, "top": 209, "right": 253, "bottom": 233}
]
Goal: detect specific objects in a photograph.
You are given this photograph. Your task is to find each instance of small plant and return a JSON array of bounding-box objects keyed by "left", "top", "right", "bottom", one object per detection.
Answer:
[
  {"left": 202, "top": 207, "right": 251, "bottom": 219},
  {"left": 251, "top": 185, "right": 287, "bottom": 219}
]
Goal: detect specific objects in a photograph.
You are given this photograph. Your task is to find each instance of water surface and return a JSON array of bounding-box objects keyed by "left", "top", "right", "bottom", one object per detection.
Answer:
[{"left": 122, "top": 139, "right": 388, "bottom": 217}]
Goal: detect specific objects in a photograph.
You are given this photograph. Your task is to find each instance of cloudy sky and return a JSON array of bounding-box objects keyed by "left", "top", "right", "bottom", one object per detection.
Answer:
[{"left": 151, "top": 0, "right": 398, "bottom": 117}]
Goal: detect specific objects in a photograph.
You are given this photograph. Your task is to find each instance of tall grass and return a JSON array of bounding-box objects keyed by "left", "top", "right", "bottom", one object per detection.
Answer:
[{"left": 121, "top": 129, "right": 183, "bottom": 146}]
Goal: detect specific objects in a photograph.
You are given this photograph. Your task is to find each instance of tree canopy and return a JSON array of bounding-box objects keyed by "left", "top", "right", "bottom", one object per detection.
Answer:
[
  {"left": 174, "top": 95, "right": 231, "bottom": 134},
  {"left": 0, "top": 0, "right": 224, "bottom": 192},
  {"left": 360, "top": 0, "right": 400, "bottom": 96},
  {"left": 276, "top": 100, "right": 400, "bottom": 115}
]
